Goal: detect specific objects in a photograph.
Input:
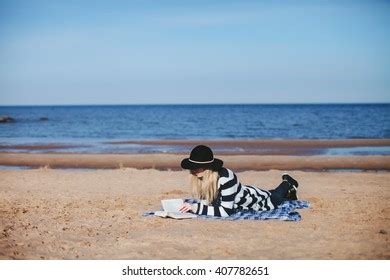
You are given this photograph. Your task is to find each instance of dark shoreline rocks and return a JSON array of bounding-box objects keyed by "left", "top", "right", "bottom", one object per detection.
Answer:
[
  {"left": 0, "top": 116, "right": 15, "bottom": 123},
  {"left": 0, "top": 116, "right": 49, "bottom": 123}
]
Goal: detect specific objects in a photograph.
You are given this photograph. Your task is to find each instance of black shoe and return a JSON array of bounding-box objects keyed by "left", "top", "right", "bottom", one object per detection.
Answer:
[
  {"left": 282, "top": 173, "right": 299, "bottom": 188},
  {"left": 282, "top": 173, "right": 299, "bottom": 200},
  {"left": 285, "top": 186, "right": 298, "bottom": 200}
]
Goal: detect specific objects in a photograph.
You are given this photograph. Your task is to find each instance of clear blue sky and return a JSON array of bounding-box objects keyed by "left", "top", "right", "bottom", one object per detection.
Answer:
[{"left": 0, "top": 0, "right": 389, "bottom": 105}]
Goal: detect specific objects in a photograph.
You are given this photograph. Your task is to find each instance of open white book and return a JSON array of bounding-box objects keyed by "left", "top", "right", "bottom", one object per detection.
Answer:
[{"left": 154, "top": 199, "right": 197, "bottom": 219}]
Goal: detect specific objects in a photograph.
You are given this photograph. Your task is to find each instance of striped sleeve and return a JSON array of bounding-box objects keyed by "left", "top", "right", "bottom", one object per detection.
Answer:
[{"left": 195, "top": 169, "right": 239, "bottom": 217}]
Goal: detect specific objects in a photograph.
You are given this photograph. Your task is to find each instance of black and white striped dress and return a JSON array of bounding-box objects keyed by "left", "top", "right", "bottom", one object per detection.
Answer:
[{"left": 194, "top": 167, "right": 275, "bottom": 217}]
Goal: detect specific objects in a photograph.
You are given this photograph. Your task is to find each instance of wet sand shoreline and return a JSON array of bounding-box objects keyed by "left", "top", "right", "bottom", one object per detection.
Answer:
[
  {"left": 0, "top": 153, "right": 389, "bottom": 171},
  {"left": 0, "top": 139, "right": 390, "bottom": 170},
  {"left": 0, "top": 139, "right": 389, "bottom": 156}
]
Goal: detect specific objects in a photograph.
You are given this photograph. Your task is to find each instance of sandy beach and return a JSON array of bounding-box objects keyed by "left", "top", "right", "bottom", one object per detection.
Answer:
[{"left": 0, "top": 152, "right": 389, "bottom": 259}]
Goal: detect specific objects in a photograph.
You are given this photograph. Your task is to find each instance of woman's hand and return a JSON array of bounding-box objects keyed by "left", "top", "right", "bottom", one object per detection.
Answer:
[{"left": 179, "top": 203, "right": 197, "bottom": 213}]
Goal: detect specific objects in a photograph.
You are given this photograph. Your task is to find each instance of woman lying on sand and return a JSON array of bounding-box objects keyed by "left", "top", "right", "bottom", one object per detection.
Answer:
[{"left": 179, "top": 145, "right": 299, "bottom": 217}]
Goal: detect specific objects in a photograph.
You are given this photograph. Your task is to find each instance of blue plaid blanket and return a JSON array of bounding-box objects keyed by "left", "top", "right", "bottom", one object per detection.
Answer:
[{"left": 143, "top": 199, "right": 310, "bottom": 221}]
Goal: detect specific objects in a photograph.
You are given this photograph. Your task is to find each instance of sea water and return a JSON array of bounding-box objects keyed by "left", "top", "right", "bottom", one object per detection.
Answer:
[{"left": 0, "top": 104, "right": 389, "bottom": 154}]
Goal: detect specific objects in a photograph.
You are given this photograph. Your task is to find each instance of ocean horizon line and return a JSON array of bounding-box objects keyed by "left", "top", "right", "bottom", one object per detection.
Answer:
[{"left": 1, "top": 102, "right": 390, "bottom": 108}]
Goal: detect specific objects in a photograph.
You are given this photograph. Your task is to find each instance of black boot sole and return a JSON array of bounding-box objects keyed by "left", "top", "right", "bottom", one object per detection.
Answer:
[{"left": 282, "top": 173, "right": 299, "bottom": 188}]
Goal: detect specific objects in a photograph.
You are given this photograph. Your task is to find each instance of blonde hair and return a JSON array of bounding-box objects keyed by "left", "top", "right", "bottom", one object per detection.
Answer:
[{"left": 190, "top": 170, "right": 219, "bottom": 204}]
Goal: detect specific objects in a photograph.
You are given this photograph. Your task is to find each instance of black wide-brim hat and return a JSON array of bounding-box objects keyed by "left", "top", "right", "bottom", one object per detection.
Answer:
[{"left": 181, "top": 145, "right": 223, "bottom": 171}]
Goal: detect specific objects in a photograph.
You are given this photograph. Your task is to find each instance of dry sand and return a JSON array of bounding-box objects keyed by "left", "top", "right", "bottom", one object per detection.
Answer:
[{"left": 0, "top": 162, "right": 389, "bottom": 259}]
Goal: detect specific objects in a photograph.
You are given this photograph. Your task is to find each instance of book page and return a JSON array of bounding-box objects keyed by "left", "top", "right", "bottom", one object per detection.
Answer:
[
  {"left": 168, "top": 212, "right": 197, "bottom": 219},
  {"left": 161, "top": 199, "right": 184, "bottom": 212},
  {"left": 155, "top": 198, "right": 197, "bottom": 219},
  {"left": 154, "top": 211, "right": 196, "bottom": 219},
  {"left": 154, "top": 211, "right": 168, "bottom": 218}
]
